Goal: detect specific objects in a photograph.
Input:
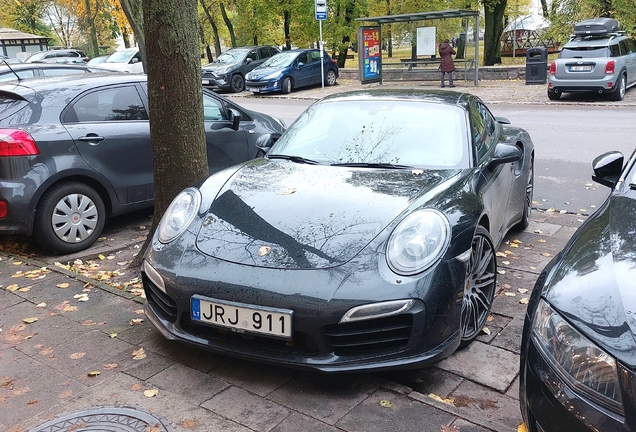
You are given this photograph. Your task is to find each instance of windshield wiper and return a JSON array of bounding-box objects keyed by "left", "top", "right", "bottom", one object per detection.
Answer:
[
  {"left": 267, "top": 154, "right": 320, "bottom": 165},
  {"left": 330, "top": 162, "right": 412, "bottom": 169}
]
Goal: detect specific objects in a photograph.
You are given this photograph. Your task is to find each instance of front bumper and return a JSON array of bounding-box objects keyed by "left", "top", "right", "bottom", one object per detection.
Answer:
[
  {"left": 246, "top": 79, "right": 280, "bottom": 94},
  {"left": 142, "top": 244, "right": 467, "bottom": 372},
  {"left": 202, "top": 75, "right": 230, "bottom": 91},
  {"left": 520, "top": 332, "right": 635, "bottom": 432}
]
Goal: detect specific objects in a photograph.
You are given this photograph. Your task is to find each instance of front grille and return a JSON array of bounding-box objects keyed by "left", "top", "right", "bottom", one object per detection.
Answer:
[
  {"left": 142, "top": 274, "right": 177, "bottom": 323},
  {"left": 324, "top": 315, "right": 413, "bottom": 355},
  {"left": 180, "top": 314, "right": 320, "bottom": 356}
]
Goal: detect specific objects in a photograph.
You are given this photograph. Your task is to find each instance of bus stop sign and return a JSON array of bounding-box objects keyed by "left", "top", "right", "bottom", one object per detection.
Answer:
[{"left": 315, "top": 0, "right": 327, "bottom": 20}]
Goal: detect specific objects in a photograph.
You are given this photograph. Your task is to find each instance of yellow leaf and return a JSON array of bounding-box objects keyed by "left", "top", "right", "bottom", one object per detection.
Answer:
[
  {"left": 87, "top": 371, "right": 101, "bottom": 377},
  {"left": 378, "top": 399, "right": 392, "bottom": 408},
  {"left": 18, "top": 287, "right": 31, "bottom": 292},
  {"left": 481, "top": 327, "right": 491, "bottom": 335},
  {"left": 6, "top": 284, "right": 19, "bottom": 292},
  {"left": 509, "top": 243, "right": 519, "bottom": 248},
  {"left": 144, "top": 389, "right": 159, "bottom": 398},
  {"left": 109, "top": 333, "right": 118, "bottom": 338},
  {"left": 13, "top": 261, "right": 23, "bottom": 265},
  {"left": 22, "top": 317, "right": 38, "bottom": 324},
  {"left": 11, "top": 272, "right": 23, "bottom": 278},
  {"left": 497, "top": 270, "right": 506, "bottom": 275},
  {"left": 512, "top": 239, "right": 522, "bottom": 244},
  {"left": 579, "top": 209, "right": 586, "bottom": 213},
  {"left": 135, "top": 309, "right": 144, "bottom": 314},
  {"left": 520, "top": 298, "right": 529, "bottom": 304},
  {"left": 495, "top": 252, "right": 506, "bottom": 257},
  {"left": 541, "top": 253, "right": 551, "bottom": 257},
  {"left": 62, "top": 305, "right": 77, "bottom": 312},
  {"left": 504, "top": 292, "right": 516, "bottom": 297},
  {"left": 36, "top": 302, "right": 47, "bottom": 308},
  {"left": 132, "top": 348, "right": 147, "bottom": 360},
  {"left": 57, "top": 283, "right": 70, "bottom": 289},
  {"left": 518, "top": 422, "right": 529, "bottom": 432},
  {"left": 98, "top": 254, "right": 105, "bottom": 260},
  {"left": 537, "top": 239, "right": 546, "bottom": 243}
]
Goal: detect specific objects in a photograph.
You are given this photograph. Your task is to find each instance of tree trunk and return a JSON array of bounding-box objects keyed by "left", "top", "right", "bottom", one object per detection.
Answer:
[
  {"left": 199, "top": 0, "right": 222, "bottom": 57},
  {"left": 119, "top": 0, "right": 147, "bottom": 71},
  {"left": 135, "top": 0, "right": 208, "bottom": 265},
  {"left": 220, "top": 3, "right": 236, "bottom": 48},
  {"left": 199, "top": 24, "right": 213, "bottom": 62},
  {"left": 539, "top": 0, "right": 548, "bottom": 17},
  {"left": 385, "top": 0, "right": 392, "bottom": 57},
  {"left": 483, "top": 0, "right": 507, "bottom": 66},
  {"left": 284, "top": 10, "right": 291, "bottom": 50},
  {"left": 84, "top": 0, "right": 100, "bottom": 57}
]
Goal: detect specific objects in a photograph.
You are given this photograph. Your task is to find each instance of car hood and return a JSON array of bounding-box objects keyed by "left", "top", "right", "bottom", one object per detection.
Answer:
[
  {"left": 203, "top": 62, "right": 239, "bottom": 72},
  {"left": 544, "top": 194, "right": 636, "bottom": 367},
  {"left": 195, "top": 160, "right": 459, "bottom": 270},
  {"left": 248, "top": 66, "right": 286, "bottom": 79}
]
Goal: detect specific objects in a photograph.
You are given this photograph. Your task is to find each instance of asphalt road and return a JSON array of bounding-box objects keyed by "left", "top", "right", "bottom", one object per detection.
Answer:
[{"left": 234, "top": 96, "right": 636, "bottom": 214}]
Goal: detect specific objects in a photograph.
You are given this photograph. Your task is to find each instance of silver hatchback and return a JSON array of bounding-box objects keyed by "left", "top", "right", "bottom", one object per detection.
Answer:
[{"left": 548, "top": 28, "right": 636, "bottom": 101}]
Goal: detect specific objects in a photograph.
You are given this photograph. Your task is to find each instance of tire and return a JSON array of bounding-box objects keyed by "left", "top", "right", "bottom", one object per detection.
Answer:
[
  {"left": 230, "top": 74, "right": 245, "bottom": 93},
  {"left": 547, "top": 89, "right": 561, "bottom": 100},
  {"left": 281, "top": 77, "right": 292, "bottom": 94},
  {"left": 34, "top": 182, "right": 106, "bottom": 254},
  {"left": 326, "top": 69, "right": 337, "bottom": 86},
  {"left": 513, "top": 160, "right": 534, "bottom": 231},
  {"left": 460, "top": 226, "right": 497, "bottom": 347},
  {"left": 610, "top": 74, "right": 626, "bottom": 101}
]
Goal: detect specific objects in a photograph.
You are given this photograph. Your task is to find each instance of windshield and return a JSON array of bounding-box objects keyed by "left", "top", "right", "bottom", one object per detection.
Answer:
[
  {"left": 106, "top": 51, "right": 135, "bottom": 63},
  {"left": 261, "top": 52, "right": 296, "bottom": 68},
  {"left": 559, "top": 46, "right": 610, "bottom": 59},
  {"left": 26, "top": 52, "right": 46, "bottom": 62},
  {"left": 214, "top": 49, "right": 248, "bottom": 64},
  {"left": 269, "top": 99, "right": 469, "bottom": 169}
]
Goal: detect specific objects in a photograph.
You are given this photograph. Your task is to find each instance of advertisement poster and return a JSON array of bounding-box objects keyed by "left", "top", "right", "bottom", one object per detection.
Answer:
[
  {"left": 416, "top": 27, "right": 436, "bottom": 56},
  {"left": 358, "top": 26, "right": 381, "bottom": 84}
]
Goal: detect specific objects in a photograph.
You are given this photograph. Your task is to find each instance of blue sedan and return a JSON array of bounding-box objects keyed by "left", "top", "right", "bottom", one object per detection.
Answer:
[{"left": 245, "top": 48, "right": 338, "bottom": 94}]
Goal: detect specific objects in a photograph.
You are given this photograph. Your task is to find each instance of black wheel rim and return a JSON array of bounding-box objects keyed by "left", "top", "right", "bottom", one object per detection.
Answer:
[
  {"left": 461, "top": 232, "right": 496, "bottom": 342},
  {"left": 232, "top": 76, "right": 244, "bottom": 92}
]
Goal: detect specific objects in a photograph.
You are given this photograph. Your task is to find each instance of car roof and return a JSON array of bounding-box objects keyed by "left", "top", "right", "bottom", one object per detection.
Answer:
[
  {"left": 0, "top": 63, "right": 94, "bottom": 71},
  {"left": 0, "top": 73, "right": 147, "bottom": 98},
  {"left": 319, "top": 88, "right": 473, "bottom": 107},
  {"left": 564, "top": 33, "right": 628, "bottom": 47}
]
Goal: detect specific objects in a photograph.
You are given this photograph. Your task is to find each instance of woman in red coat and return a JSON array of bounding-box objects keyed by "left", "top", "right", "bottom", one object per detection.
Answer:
[{"left": 439, "top": 39, "right": 456, "bottom": 88}]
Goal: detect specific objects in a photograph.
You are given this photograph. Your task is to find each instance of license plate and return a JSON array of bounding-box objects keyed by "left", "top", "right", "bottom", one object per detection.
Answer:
[
  {"left": 569, "top": 65, "right": 592, "bottom": 72},
  {"left": 191, "top": 296, "right": 293, "bottom": 338},
  {"left": 202, "top": 79, "right": 210, "bottom": 85},
  {"left": 252, "top": 87, "right": 261, "bottom": 93}
]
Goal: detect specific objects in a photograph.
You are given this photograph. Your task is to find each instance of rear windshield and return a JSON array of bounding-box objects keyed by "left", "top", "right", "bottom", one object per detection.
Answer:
[
  {"left": 559, "top": 46, "right": 611, "bottom": 59},
  {"left": 0, "top": 92, "right": 28, "bottom": 122}
]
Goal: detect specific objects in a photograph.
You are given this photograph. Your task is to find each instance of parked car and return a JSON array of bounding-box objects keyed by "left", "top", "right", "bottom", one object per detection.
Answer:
[
  {"left": 202, "top": 46, "right": 280, "bottom": 93},
  {"left": 548, "top": 18, "right": 636, "bottom": 101},
  {"left": 520, "top": 150, "right": 636, "bottom": 432},
  {"left": 0, "top": 74, "right": 285, "bottom": 253},
  {"left": 245, "top": 48, "right": 339, "bottom": 94},
  {"left": 24, "top": 49, "right": 89, "bottom": 64},
  {"left": 95, "top": 48, "right": 143, "bottom": 73},
  {"left": 0, "top": 63, "right": 118, "bottom": 83},
  {"left": 141, "top": 89, "right": 535, "bottom": 372}
]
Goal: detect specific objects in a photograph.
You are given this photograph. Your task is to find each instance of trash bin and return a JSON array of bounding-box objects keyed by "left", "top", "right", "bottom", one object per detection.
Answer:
[{"left": 526, "top": 47, "right": 548, "bottom": 85}]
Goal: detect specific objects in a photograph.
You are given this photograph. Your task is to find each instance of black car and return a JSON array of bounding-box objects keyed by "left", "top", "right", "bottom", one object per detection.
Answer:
[
  {"left": 0, "top": 74, "right": 285, "bottom": 254},
  {"left": 142, "top": 89, "right": 535, "bottom": 372},
  {"left": 520, "top": 150, "right": 636, "bottom": 431},
  {"left": 0, "top": 63, "right": 117, "bottom": 83},
  {"left": 202, "top": 46, "right": 280, "bottom": 93}
]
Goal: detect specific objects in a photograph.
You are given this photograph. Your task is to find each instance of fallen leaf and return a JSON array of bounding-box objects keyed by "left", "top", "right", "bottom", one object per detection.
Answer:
[
  {"left": 109, "top": 333, "right": 118, "bottom": 338},
  {"left": 481, "top": 327, "right": 491, "bottom": 335},
  {"left": 579, "top": 209, "right": 586, "bottom": 213},
  {"left": 541, "top": 253, "right": 551, "bottom": 257},
  {"left": 144, "top": 389, "right": 159, "bottom": 398},
  {"left": 70, "top": 352, "right": 86, "bottom": 360},
  {"left": 518, "top": 422, "right": 529, "bottom": 432},
  {"left": 6, "top": 284, "right": 19, "bottom": 292},
  {"left": 537, "top": 239, "right": 546, "bottom": 243},
  {"left": 182, "top": 419, "right": 199, "bottom": 428},
  {"left": 56, "top": 283, "right": 69, "bottom": 289},
  {"left": 36, "top": 302, "right": 47, "bottom": 308},
  {"left": 378, "top": 399, "right": 392, "bottom": 408},
  {"left": 512, "top": 239, "right": 522, "bottom": 244},
  {"left": 495, "top": 252, "right": 506, "bottom": 257},
  {"left": 132, "top": 347, "right": 146, "bottom": 360},
  {"left": 87, "top": 371, "right": 101, "bottom": 377},
  {"left": 62, "top": 305, "right": 77, "bottom": 312},
  {"left": 518, "top": 288, "right": 528, "bottom": 294},
  {"left": 13, "top": 261, "right": 23, "bottom": 265},
  {"left": 497, "top": 270, "right": 505, "bottom": 275},
  {"left": 509, "top": 243, "right": 519, "bottom": 248},
  {"left": 129, "top": 318, "right": 144, "bottom": 325},
  {"left": 130, "top": 383, "right": 143, "bottom": 391},
  {"left": 103, "top": 363, "right": 118, "bottom": 370},
  {"left": 22, "top": 317, "right": 38, "bottom": 324},
  {"left": 27, "top": 399, "right": 38, "bottom": 405},
  {"left": 412, "top": 169, "right": 424, "bottom": 175},
  {"left": 520, "top": 298, "right": 529, "bottom": 304},
  {"left": 502, "top": 260, "right": 510, "bottom": 265},
  {"left": 135, "top": 309, "right": 144, "bottom": 314},
  {"left": 18, "top": 287, "right": 31, "bottom": 292},
  {"left": 559, "top": 210, "right": 567, "bottom": 214},
  {"left": 504, "top": 292, "right": 516, "bottom": 297},
  {"left": 59, "top": 390, "right": 73, "bottom": 399}
]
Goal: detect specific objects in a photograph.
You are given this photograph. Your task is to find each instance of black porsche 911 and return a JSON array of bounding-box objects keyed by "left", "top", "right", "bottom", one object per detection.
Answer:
[
  {"left": 520, "top": 150, "right": 636, "bottom": 431},
  {"left": 142, "top": 89, "right": 535, "bottom": 372}
]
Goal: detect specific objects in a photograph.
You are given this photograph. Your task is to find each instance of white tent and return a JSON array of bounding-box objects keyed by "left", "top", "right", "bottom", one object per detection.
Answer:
[{"left": 505, "top": 14, "right": 550, "bottom": 32}]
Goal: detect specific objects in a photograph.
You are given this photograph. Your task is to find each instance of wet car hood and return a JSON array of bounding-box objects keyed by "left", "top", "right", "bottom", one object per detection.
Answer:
[
  {"left": 545, "top": 194, "right": 636, "bottom": 367},
  {"left": 195, "top": 160, "right": 459, "bottom": 270}
]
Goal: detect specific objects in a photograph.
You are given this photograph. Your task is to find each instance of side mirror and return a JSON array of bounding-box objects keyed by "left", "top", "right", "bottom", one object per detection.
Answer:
[
  {"left": 297, "top": 62, "right": 304, "bottom": 68},
  {"left": 495, "top": 116, "right": 510, "bottom": 124},
  {"left": 245, "top": 58, "right": 253, "bottom": 64},
  {"left": 230, "top": 108, "right": 241, "bottom": 131},
  {"left": 488, "top": 143, "right": 522, "bottom": 170},
  {"left": 255, "top": 133, "right": 281, "bottom": 153},
  {"left": 592, "top": 151, "right": 624, "bottom": 188}
]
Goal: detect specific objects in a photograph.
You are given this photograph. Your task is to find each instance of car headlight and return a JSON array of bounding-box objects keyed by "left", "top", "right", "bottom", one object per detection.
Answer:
[
  {"left": 157, "top": 188, "right": 201, "bottom": 243},
  {"left": 386, "top": 209, "right": 450, "bottom": 275},
  {"left": 532, "top": 299, "right": 623, "bottom": 414}
]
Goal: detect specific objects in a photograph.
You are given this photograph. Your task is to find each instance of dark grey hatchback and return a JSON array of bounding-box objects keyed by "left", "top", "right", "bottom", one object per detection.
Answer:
[{"left": 0, "top": 74, "right": 285, "bottom": 253}]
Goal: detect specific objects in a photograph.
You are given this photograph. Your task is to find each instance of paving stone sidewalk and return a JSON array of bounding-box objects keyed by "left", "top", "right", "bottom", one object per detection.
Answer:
[{"left": 0, "top": 208, "right": 586, "bottom": 432}]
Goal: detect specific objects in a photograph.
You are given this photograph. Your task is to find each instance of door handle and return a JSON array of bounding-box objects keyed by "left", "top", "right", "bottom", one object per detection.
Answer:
[{"left": 78, "top": 134, "right": 105, "bottom": 145}]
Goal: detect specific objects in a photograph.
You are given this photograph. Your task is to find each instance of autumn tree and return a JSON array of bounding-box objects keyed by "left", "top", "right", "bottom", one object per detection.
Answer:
[{"left": 137, "top": 0, "right": 208, "bottom": 262}]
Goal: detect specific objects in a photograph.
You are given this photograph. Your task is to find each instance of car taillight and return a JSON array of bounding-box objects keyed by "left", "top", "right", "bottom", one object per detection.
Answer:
[
  {"left": 549, "top": 62, "right": 556, "bottom": 75},
  {"left": 0, "top": 129, "right": 40, "bottom": 156},
  {"left": 605, "top": 60, "right": 615, "bottom": 74},
  {"left": 0, "top": 201, "right": 7, "bottom": 218}
]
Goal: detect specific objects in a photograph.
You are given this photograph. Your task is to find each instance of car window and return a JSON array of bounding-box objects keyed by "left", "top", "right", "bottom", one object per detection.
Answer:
[
  {"left": 311, "top": 51, "right": 321, "bottom": 62},
  {"left": 259, "top": 47, "right": 272, "bottom": 59},
  {"left": 269, "top": 100, "right": 469, "bottom": 168},
  {"left": 0, "top": 70, "right": 36, "bottom": 82},
  {"left": 41, "top": 68, "right": 88, "bottom": 76},
  {"left": 470, "top": 101, "right": 496, "bottom": 161},
  {"left": 559, "top": 46, "right": 610, "bottom": 59},
  {"left": 203, "top": 94, "right": 227, "bottom": 121},
  {"left": 262, "top": 52, "right": 295, "bottom": 67},
  {"left": 609, "top": 44, "right": 620, "bottom": 57},
  {"left": 63, "top": 86, "right": 148, "bottom": 123},
  {"left": 297, "top": 53, "right": 309, "bottom": 65},
  {"left": 246, "top": 50, "right": 258, "bottom": 62},
  {"left": 0, "top": 92, "right": 29, "bottom": 118}
]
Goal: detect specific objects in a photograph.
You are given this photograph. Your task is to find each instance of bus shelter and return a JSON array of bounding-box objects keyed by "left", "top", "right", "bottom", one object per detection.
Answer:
[{"left": 355, "top": 9, "right": 480, "bottom": 86}]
